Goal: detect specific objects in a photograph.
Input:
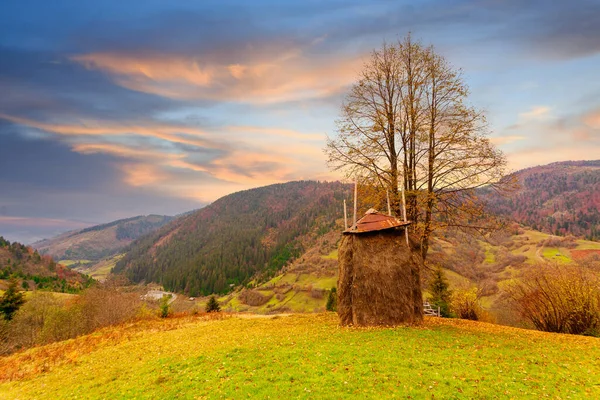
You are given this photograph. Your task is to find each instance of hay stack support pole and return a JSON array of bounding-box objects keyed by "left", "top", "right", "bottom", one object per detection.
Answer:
[
  {"left": 401, "top": 182, "right": 409, "bottom": 246},
  {"left": 386, "top": 191, "right": 392, "bottom": 216},
  {"left": 353, "top": 179, "right": 358, "bottom": 229},
  {"left": 343, "top": 199, "right": 348, "bottom": 230}
]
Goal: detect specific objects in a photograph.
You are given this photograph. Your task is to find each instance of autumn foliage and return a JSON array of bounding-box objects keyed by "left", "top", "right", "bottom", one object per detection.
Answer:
[{"left": 507, "top": 262, "right": 600, "bottom": 335}]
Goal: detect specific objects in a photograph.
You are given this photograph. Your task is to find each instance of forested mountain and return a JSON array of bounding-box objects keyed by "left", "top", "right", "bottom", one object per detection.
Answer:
[
  {"left": 33, "top": 215, "right": 174, "bottom": 262},
  {"left": 0, "top": 236, "right": 92, "bottom": 292},
  {"left": 482, "top": 161, "right": 600, "bottom": 240},
  {"left": 114, "top": 181, "right": 350, "bottom": 296}
]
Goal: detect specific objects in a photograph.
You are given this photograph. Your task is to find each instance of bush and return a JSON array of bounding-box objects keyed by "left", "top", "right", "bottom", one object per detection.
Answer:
[
  {"left": 326, "top": 287, "right": 337, "bottom": 312},
  {"left": 239, "top": 289, "right": 270, "bottom": 306},
  {"left": 159, "top": 295, "right": 172, "bottom": 318},
  {"left": 3, "top": 286, "right": 143, "bottom": 355},
  {"left": 205, "top": 296, "right": 221, "bottom": 313},
  {"left": 506, "top": 263, "right": 600, "bottom": 335},
  {"left": 450, "top": 288, "right": 484, "bottom": 321}
]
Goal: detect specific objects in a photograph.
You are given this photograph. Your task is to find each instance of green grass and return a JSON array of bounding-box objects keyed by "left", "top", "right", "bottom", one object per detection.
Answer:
[
  {"left": 542, "top": 247, "right": 572, "bottom": 263},
  {"left": 1, "top": 314, "right": 598, "bottom": 399},
  {"left": 59, "top": 259, "right": 92, "bottom": 267},
  {"left": 322, "top": 249, "right": 339, "bottom": 260}
]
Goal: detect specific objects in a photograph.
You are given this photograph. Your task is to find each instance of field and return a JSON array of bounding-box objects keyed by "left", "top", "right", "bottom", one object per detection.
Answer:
[{"left": 0, "top": 313, "right": 598, "bottom": 399}]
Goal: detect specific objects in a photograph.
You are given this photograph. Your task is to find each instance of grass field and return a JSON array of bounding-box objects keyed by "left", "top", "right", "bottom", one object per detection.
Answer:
[
  {"left": 58, "top": 259, "right": 92, "bottom": 267},
  {"left": 1, "top": 313, "right": 598, "bottom": 399}
]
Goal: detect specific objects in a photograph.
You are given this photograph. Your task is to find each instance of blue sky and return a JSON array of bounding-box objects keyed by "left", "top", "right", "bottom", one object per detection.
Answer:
[{"left": 1, "top": 0, "right": 599, "bottom": 243}]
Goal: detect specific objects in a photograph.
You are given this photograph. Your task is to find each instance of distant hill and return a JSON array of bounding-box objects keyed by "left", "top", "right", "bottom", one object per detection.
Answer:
[
  {"left": 0, "top": 236, "right": 92, "bottom": 292},
  {"left": 33, "top": 215, "right": 174, "bottom": 263},
  {"left": 113, "top": 181, "right": 350, "bottom": 296},
  {"left": 482, "top": 160, "right": 600, "bottom": 240}
]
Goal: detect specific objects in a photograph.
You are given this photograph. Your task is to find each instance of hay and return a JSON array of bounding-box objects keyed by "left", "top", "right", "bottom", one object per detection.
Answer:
[{"left": 337, "top": 229, "right": 423, "bottom": 326}]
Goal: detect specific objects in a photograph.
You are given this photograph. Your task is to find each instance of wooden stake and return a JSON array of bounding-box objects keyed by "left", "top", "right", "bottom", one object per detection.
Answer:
[
  {"left": 401, "top": 180, "right": 409, "bottom": 246},
  {"left": 386, "top": 191, "right": 392, "bottom": 216},
  {"left": 353, "top": 179, "right": 358, "bottom": 229},
  {"left": 401, "top": 187, "right": 407, "bottom": 222},
  {"left": 343, "top": 199, "right": 348, "bottom": 230}
]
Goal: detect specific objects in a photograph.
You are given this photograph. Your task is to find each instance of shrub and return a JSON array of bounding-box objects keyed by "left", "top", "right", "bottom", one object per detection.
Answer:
[
  {"left": 159, "top": 295, "right": 172, "bottom": 318},
  {"left": 80, "top": 287, "right": 141, "bottom": 329},
  {"left": 326, "top": 287, "right": 337, "bottom": 312},
  {"left": 205, "top": 296, "right": 221, "bottom": 313},
  {"left": 239, "top": 289, "right": 270, "bottom": 306},
  {"left": 450, "top": 288, "right": 484, "bottom": 321},
  {"left": 310, "top": 287, "right": 325, "bottom": 299},
  {"left": 506, "top": 263, "right": 600, "bottom": 335},
  {"left": 8, "top": 292, "right": 62, "bottom": 349}
]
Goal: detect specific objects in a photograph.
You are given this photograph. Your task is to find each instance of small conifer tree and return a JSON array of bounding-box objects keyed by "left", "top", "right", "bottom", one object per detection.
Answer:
[
  {"left": 0, "top": 279, "right": 26, "bottom": 321},
  {"left": 205, "top": 295, "right": 221, "bottom": 313},
  {"left": 326, "top": 287, "right": 337, "bottom": 312},
  {"left": 429, "top": 267, "right": 452, "bottom": 317},
  {"left": 159, "top": 294, "right": 172, "bottom": 318}
]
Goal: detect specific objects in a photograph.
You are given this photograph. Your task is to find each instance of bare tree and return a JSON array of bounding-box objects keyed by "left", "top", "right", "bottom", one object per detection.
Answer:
[{"left": 326, "top": 34, "right": 511, "bottom": 259}]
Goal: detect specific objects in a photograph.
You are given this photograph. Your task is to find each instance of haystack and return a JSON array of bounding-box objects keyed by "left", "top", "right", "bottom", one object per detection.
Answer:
[{"left": 338, "top": 210, "right": 423, "bottom": 326}]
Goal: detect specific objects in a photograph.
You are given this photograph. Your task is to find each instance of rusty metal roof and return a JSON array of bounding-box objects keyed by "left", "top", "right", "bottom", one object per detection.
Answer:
[{"left": 344, "top": 209, "right": 411, "bottom": 234}]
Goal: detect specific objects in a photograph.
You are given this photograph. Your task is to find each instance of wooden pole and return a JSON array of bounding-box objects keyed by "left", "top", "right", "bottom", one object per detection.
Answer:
[
  {"left": 401, "top": 178, "right": 409, "bottom": 246},
  {"left": 353, "top": 179, "right": 358, "bottom": 229},
  {"left": 401, "top": 188, "right": 407, "bottom": 222},
  {"left": 343, "top": 199, "right": 348, "bottom": 230},
  {"left": 386, "top": 191, "right": 392, "bottom": 216}
]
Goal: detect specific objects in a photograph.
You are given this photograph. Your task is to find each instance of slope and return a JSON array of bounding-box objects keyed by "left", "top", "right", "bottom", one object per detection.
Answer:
[
  {"left": 33, "top": 215, "right": 174, "bottom": 266},
  {"left": 114, "top": 181, "right": 350, "bottom": 296},
  {"left": 482, "top": 160, "right": 600, "bottom": 240},
  {"left": 0, "top": 236, "right": 92, "bottom": 292},
  {"left": 1, "top": 314, "right": 598, "bottom": 399}
]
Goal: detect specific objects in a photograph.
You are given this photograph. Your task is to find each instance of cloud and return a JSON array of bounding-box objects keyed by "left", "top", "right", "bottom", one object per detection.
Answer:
[
  {"left": 503, "top": 106, "right": 600, "bottom": 170},
  {"left": 583, "top": 109, "right": 600, "bottom": 130},
  {"left": 0, "top": 112, "right": 331, "bottom": 201},
  {"left": 518, "top": 106, "right": 551, "bottom": 121},
  {"left": 489, "top": 135, "right": 525, "bottom": 146},
  {"left": 71, "top": 47, "right": 362, "bottom": 104}
]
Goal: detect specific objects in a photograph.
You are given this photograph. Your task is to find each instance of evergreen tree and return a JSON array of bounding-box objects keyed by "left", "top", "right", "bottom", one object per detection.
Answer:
[
  {"left": 205, "top": 295, "right": 221, "bottom": 313},
  {"left": 429, "top": 267, "right": 452, "bottom": 317},
  {"left": 159, "top": 294, "right": 172, "bottom": 318},
  {"left": 0, "top": 279, "right": 26, "bottom": 321},
  {"left": 326, "top": 287, "right": 337, "bottom": 312}
]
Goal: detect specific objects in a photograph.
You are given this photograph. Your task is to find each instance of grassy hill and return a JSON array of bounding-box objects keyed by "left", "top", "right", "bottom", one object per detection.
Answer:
[
  {"left": 32, "top": 215, "right": 174, "bottom": 267},
  {"left": 0, "top": 313, "right": 598, "bottom": 399}
]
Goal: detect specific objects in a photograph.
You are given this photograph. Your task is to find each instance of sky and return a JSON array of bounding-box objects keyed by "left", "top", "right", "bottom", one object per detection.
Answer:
[{"left": 1, "top": 0, "right": 599, "bottom": 244}]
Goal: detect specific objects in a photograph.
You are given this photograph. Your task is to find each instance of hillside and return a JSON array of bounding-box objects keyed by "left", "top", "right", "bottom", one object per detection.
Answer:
[
  {"left": 0, "top": 237, "right": 92, "bottom": 292},
  {"left": 482, "top": 160, "right": 600, "bottom": 240},
  {"left": 1, "top": 314, "right": 598, "bottom": 399},
  {"left": 114, "top": 181, "right": 350, "bottom": 296},
  {"left": 33, "top": 215, "right": 174, "bottom": 268}
]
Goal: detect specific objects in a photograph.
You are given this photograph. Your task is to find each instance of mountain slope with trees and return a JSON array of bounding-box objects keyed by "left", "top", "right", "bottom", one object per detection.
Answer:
[
  {"left": 33, "top": 215, "right": 174, "bottom": 264},
  {"left": 482, "top": 160, "right": 600, "bottom": 240},
  {"left": 0, "top": 237, "right": 92, "bottom": 292},
  {"left": 114, "top": 181, "right": 350, "bottom": 296}
]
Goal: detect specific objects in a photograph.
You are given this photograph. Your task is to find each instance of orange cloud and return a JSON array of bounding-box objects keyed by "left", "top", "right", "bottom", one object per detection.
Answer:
[
  {"left": 0, "top": 113, "right": 221, "bottom": 149},
  {"left": 71, "top": 47, "right": 362, "bottom": 103},
  {"left": 120, "top": 163, "right": 170, "bottom": 187},
  {"left": 0, "top": 113, "right": 333, "bottom": 201},
  {"left": 583, "top": 109, "right": 600, "bottom": 129}
]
